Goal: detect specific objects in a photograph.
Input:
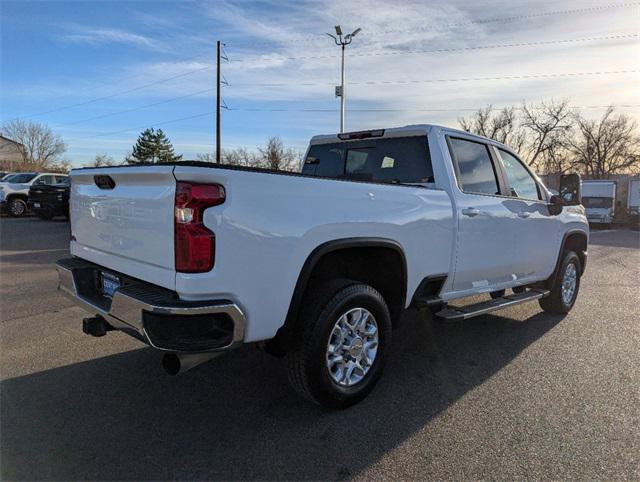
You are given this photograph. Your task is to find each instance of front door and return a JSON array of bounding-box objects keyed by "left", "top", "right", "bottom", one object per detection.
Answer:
[{"left": 493, "top": 148, "right": 559, "bottom": 281}]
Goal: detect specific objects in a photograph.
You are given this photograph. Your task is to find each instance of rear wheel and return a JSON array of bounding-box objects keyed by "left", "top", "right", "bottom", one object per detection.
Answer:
[
  {"left": 8, "top": 198, "right": 27, "bottom": 217},
  {"left": 286, "top": 279, "right": 392, "bottom": 408},
  {"left": 539, "top": 251, "right": 581, "bottom": 314}
]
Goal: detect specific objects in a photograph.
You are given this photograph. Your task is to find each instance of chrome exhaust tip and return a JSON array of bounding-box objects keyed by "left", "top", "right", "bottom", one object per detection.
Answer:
[{"left": 162, "top": 352, "right": 221, "bottom": 376}]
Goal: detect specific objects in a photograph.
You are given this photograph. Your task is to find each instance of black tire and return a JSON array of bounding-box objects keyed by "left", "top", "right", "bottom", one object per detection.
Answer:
[
  {"left": 8, "top": 198, "right": 27, "bottom": 217},
  {"left": 286, "top": 279, "right": 392, "bottom": 408},
  {"left": 539, "top": 251, "right": 582, "bottom": 314},
  {"left": 490, "top": 289, "right": 505, "bottom": 299},
  {"left": 512, "top": 286, "right": 526, "bottom": 294}
]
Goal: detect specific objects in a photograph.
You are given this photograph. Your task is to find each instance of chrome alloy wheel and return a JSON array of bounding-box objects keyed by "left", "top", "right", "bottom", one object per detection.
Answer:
[
  {"left": 325, "top": 307, "right": 379, "bottom": 387},
  {"left": 561, "top": 263, "right": 577, "bottom": 305}
]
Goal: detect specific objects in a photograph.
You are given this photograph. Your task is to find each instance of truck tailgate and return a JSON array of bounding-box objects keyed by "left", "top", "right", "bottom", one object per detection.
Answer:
[{"left": 69, "top": 166, "right": 176, "bottom": 290}]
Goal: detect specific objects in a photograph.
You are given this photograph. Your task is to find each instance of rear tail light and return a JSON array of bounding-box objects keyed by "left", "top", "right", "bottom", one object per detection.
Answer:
[{"left": 174, "top": 182, "right": 225, "bottom": 273}]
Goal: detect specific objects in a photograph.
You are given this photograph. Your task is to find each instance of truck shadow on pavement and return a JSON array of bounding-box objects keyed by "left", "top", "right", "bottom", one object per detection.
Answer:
[{"left": 1, "top": 310, "right": 562, "bottom": 480}]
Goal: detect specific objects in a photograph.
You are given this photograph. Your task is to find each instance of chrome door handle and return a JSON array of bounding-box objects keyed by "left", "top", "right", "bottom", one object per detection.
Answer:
[
  {"left": 461, "top": 207, "right": 480, "bottom": 217},
  {"left": 517, "top": 212, "right": 531, "bottom": 218}
]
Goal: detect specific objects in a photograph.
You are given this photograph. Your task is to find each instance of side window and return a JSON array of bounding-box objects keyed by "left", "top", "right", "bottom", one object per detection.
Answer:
[
  {"left": 35, "top": 175, "right": 53, "bottom": 185},
  {"left": 497, "top": 149, "right": 541, "bottom": 200},
  {"left": 302, "top": 145, "right": 345, "bottom": 178},
  {"left": 449, "top": 138, "right": 500, "bottom": 195},
  {"left": 55, "top": 176, "right": 68, "bottom": 185}
]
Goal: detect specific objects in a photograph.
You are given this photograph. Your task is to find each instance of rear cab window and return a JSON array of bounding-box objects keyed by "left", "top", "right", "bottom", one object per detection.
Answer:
[
  {"left": 302, "top": 136, "right": 433, "bottom": 184},
  {"left": 448, "top": 137, "right": 500, "bottom": 195}
]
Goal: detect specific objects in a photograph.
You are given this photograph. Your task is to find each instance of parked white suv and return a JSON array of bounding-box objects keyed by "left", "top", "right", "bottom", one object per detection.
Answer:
[
  {"left": 0, "top": 172, "right": 68, "bottom": 217},
  {"left": 57, "top": 125, "right": 588, "bottom": 407}
]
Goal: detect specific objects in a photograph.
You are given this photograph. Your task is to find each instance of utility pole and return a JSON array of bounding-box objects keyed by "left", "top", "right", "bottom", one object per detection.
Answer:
[
  {"left": 216, "top": 40, "right": 221, "bottom": 164},
  {"left": 327, "top": 26, "right": 361, "bottom": 133}
]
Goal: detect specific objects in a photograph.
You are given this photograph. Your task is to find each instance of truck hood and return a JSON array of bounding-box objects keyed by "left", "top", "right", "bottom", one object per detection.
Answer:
[{"left": 1, "top": 183, "right": 30, "bottom": 192}]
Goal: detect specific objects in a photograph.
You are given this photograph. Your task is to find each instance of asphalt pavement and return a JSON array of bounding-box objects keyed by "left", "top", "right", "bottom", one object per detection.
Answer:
[{"left": 1, "top": 217, "right": 639, "bottom": 480}]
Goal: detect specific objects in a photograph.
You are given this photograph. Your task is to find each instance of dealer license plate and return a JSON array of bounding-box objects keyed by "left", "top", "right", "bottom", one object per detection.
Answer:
[{"left": 100, "top": 272, "right": 120, "bottom": 297}]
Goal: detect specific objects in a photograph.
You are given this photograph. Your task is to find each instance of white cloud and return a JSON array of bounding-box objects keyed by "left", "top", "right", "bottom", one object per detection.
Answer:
[
  {"left": 61, "top": 26, "right": 162, "bottom": 51},
  {"left": 115, "top": 0, "right": 636, "bottom": 122}
]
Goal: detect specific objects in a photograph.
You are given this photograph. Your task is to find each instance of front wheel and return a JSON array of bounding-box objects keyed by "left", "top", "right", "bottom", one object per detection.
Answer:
[
  {"left": 539, "top": 251, "right": 582, "bottom": 314},
  {"left": 8, "top": 198, "right": 27, "bottom": 217},
  {"left": 286, "top": 280, "right": 392, "bottom": 408}
]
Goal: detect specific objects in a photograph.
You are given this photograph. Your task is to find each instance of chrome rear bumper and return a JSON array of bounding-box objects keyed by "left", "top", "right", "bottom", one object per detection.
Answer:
[{"left": 56, "top": 257, "right": 245, "bottom": 353}]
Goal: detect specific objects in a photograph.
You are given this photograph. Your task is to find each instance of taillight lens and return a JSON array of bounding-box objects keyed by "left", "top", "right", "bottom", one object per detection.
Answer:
[{"left": 174, "top": 182, "right": 225, "bottom": 273}]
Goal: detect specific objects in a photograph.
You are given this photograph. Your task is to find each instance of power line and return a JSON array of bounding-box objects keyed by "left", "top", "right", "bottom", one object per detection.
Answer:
[
  {"left": 32, "top": 67, "right": 639, "bottom": 131},
  {"left": 226, "top": 104, "right": 640, "bottom": 113},
  {"left": 13, "top": 64, "right": 213, "bottom": 120},
  {"left": 7, "top": 33, "right": 637, "bottom": 123},
  {"left": 54, "top": 88, "right": 215, "bottom": 127},
  {"left": 35, "top": 35, "right": 638, "bottom": 129},
  {"left": 67, "top": 111, "right": 213, "bottom": 141},
  {"left": 230, "top": 34, "right": 640, "bottom": 63},
  {"left": 232, "top": 69, "right": 639, "bottom": 87},
  {"left": 20, "top": 51, "right": 214, "bottom": 111},
  {"left": 64, "top": 103, "right": 639, "bottom": 142}
]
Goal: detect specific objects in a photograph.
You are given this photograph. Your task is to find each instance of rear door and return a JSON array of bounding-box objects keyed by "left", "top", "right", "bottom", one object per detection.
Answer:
[
  {"left": 447, "top": 136, "right": 523, "bottom": 293},
  {"left": 69, "top": 166, "right": 177, "bottom": 290}
]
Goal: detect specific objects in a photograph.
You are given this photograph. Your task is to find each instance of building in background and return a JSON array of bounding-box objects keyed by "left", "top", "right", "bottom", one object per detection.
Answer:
[{"left": 0, "top": 134, "right": 24, "bottom": 172}]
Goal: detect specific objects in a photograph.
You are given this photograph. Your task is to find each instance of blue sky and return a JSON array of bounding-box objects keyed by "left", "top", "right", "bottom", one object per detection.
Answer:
[{"left": 1, "top": 0, "right": 639, "bottom": 167}]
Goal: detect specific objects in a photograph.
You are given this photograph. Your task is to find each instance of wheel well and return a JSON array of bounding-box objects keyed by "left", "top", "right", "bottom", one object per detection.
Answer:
[
  {"left": 268, "top": 239, "right": 407, "bottom": 355},
  {"left": 6, "top": 193, "right": 27, "bottom": 202},
  {"left": 544, "top": 231, "right": 587, "bottom": 289},
  {"left": 304, "top": 246, "right": 405, "bottom": 317},
  {"left": 564, "top": 231, "right": 587, "bottom": 272}
]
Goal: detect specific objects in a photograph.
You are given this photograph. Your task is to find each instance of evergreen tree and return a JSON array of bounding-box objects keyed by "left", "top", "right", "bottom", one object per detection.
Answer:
[{"left": 127, "top": 128, "right": 182, "bottom": 164}]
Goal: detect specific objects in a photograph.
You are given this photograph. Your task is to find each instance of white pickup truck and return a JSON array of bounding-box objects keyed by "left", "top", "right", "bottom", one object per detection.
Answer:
[{"left": 57, "top": 125, "right": 588, "bottom": 408}]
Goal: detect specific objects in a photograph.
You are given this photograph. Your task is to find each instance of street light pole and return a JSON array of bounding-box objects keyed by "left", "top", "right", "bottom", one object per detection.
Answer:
[
  {"left": 340, "top": 42, "right": 345, "bottom": 133},
  {"left": 216, "top": 40, "right": 221, "bottom": 163},
  {"left": 327, "top": 26, "right": 361, "bottom": 133}
]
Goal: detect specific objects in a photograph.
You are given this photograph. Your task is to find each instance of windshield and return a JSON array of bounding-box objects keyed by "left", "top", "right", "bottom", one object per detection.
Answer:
[
  {"left": 582, "top": 196, "right": 613, "bottom": 208},
  {"left": 3, "top": 173, "right": 37, "bottom": 183},
  {"left": 302, "top": 136, "right": 433, "bottom": 184}
]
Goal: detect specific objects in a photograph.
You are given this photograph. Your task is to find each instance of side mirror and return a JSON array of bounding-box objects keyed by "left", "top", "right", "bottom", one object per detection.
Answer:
[
  {"left": 549, "top": 195, "right": 563, "bottom": 215},
  {"left": 559, "top": 173, "right": 581, "bottom": 205}
]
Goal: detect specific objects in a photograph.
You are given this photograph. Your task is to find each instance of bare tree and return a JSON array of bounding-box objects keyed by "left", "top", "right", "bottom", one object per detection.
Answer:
[
  {"left": 89, "top": 153, "right": 116, "bottom": 167},
  {"left": 520, "top": 99, "right": 573, "bottom": 173},
  {"left": 1, "top": 119, "right": 67, "bottom": 169},
  {"left": 567, "top": 106, "right": 640, "bottom": 178},
  {"left": 256, "top": 136, "right": 300, "bottom": 171},
  {"left": 224, "top": 147, "right": 256, "bottom": 166},
  {"left": 196, "top": 148, "right": 257, "bottom": 166},
  {"left": 196, "top": 152, "right": 216, "bottom": 163},
  {"left": 459, "top": 106, "right": 527, "bottom": 156}
]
